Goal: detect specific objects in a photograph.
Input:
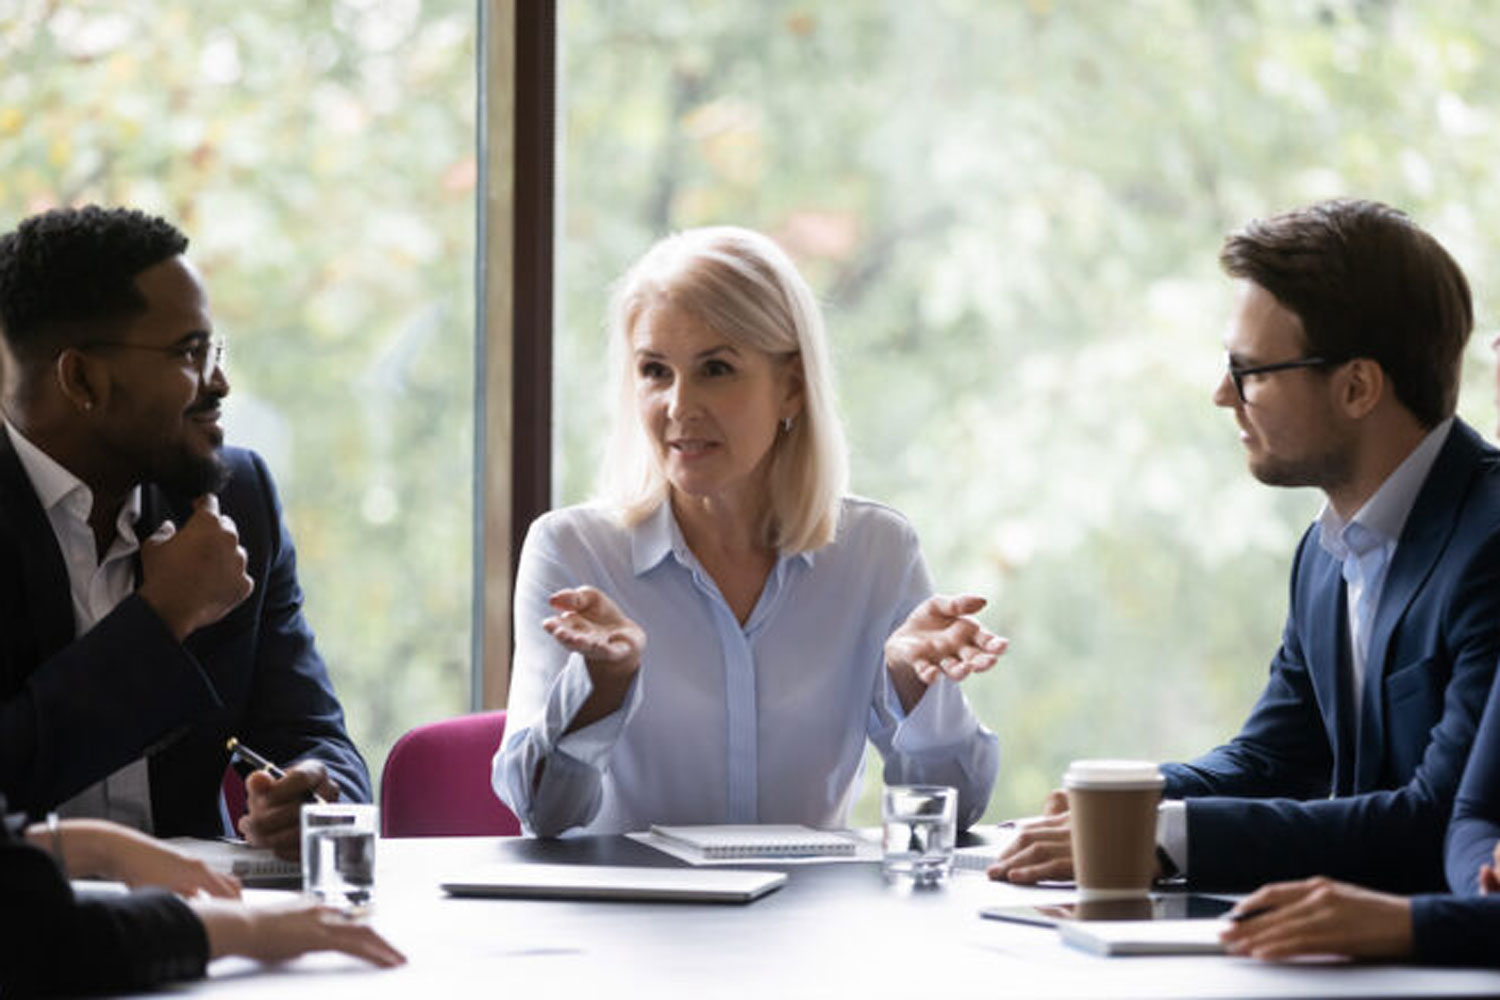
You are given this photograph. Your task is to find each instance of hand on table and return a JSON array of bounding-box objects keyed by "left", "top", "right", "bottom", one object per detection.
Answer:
[
  {"left": 32, "top": 819, "right": 241, "bottom": 898},
  {"left": 884, "top": 594, "right": 1008, "bottom": 711},
  {"left": 239, "top": 760, "right": 339, "bottom": 860},
  {"left": 987, "top": 789, "right": 1075, "bottom": 883},
  {"left": 138, "top": 494, "right": 255, "bottom": 642},
  {"left": 1220, "top": 877, "right": 1413, "bottom": 961},
  {"left": 543, "top": 586, "right": 646, "bottom": 681},
  {"left": 194, "top": 898, "right": 406, "bottom": 968}
]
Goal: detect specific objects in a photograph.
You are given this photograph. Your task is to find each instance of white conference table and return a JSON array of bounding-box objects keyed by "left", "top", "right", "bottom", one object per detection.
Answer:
[{"left": 176, "top": 832, "right": 1500, "bottom": 999}]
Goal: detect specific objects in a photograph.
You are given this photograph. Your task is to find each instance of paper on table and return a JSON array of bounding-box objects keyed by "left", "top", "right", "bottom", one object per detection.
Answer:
[
  {"left": 1057, "top": 919, "right": 1227, "bottom": 956},
  {"left": 165, "top": 837, "right": 301, "bottom": 887},
  {"left": 629, "top": 829, "right": 883, "bottom": 866}
]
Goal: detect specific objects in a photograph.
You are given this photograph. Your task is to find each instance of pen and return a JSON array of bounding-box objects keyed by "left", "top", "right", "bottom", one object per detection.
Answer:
[
  {"left": 225, "top": 737, "right": 327, "bottom": 802},
  {"left": 1228, "top": 905, "right": 1273, "bottom": 923}
]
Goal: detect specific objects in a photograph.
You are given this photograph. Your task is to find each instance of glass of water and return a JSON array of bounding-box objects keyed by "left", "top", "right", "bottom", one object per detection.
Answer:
[
  {"left": 301, "top": 802, "right": 378, "bottom": 910},
  {"left": 882, "top": 784, "right": 957, "bottom": 884}
]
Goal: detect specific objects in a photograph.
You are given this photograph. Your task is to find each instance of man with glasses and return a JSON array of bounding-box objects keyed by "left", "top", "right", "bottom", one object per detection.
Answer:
[
  {"left": 994, "top": 198, "right": 1500, "bottom": 893},
  {"left": 0, "top": 206, "right": 369, "bottom": 858}
]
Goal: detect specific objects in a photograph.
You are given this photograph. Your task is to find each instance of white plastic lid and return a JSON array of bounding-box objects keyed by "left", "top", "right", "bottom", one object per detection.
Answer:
[{"left": 1062, "top": 759, "right": 1164, "bottom": 789}]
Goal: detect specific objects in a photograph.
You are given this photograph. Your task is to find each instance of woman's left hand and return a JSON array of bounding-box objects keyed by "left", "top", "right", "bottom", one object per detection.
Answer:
[{"left": 884, "top": 594, "right": 1008, "bottom": 705}]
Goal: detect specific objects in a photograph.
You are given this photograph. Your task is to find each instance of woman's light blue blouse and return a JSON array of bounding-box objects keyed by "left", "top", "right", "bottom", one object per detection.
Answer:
[{"left": 492, "top": 497, "right": 1000, "bottom": 837}]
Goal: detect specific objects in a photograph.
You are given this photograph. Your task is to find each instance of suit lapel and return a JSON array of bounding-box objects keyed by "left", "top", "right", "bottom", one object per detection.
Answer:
[
  {"left": 0, "top": 429, "right": 76, "bottom": 663},
  {"left": 1356, "top": 420, "right": 1484, "bottom": 788}
]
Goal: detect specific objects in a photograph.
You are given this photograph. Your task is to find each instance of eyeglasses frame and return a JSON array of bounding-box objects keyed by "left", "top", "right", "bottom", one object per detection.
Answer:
[
  {"left": 74, "top": 338, "right": 226, "bottom": 385},
  {"left": 1225, "top": 353, "right": 1339, "bottom": 403}
]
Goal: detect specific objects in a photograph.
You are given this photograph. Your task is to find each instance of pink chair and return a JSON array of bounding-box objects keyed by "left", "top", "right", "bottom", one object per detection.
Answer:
[
  {"left": 379, "top": 710, "right": 521, "bottom": 837},
  {"left": 222, "top": 766, "right": 248, "bottom": 833}
]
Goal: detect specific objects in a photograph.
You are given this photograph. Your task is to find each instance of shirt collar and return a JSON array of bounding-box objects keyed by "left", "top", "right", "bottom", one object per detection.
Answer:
[
  {"left": 1317, "top": 416, "right": 1453, "bottom": 561},
  {"left": 4, "top": 421, "right": 142, "bottom": 540},
  {"left": 631, "top": 500, "right": 677, "bottom": 575},
  {"left": 628, "top": 499, "right": 816, "bottom": 576}
]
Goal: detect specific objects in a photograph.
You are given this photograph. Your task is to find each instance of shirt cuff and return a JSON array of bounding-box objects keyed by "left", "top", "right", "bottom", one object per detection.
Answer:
[
  {"left": 549, "top": 652, "right": 642, "bottom": 769},
  {"left": 886, "top": 675, "right": 979, "bottom": 754},
  {"left": 1157, "top": 799, "right": 1188, "bottom": 877}
]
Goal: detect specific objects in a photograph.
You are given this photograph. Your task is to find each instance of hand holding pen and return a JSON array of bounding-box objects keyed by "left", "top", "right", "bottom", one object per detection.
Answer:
[
  {"left": 227, "top": 738, "right": 339, "bottom": 861},
  {"left": 1218, "top": 876, "right": 1414, "bottom": 961}
]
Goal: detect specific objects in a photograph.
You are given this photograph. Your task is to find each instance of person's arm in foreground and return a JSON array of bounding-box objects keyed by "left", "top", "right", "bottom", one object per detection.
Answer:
[
  {"left": 1221, "top": 867, "right": 1500, "bottom": 967},
  {"left": 25, "top": 816, "right": 241, "bottom": 898},
  {"left": 1446, "top": 663, "right": 1500, "bottom": 893},
  {"left": 3, "top": 812, "right": 403, "bottom": 994}
]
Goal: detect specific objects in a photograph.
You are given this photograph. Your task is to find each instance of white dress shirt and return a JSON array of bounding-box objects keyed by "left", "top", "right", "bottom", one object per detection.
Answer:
[
  {"left": 493, "top": 497, "right": 1000, "bottom": 836},
  {"left": 5, "top": 422, "right": 154, "bottom": 832},
  {"left": 1158, "top": 417, "right": 1454, "bottom": 874}
]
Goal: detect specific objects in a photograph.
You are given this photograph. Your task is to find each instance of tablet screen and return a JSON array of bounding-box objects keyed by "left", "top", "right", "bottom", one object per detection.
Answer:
[{"left": 980, "top": 893, "right": 1235, "bottom": 927}]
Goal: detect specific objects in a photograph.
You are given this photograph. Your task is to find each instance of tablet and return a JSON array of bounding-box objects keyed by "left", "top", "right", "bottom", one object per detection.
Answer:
[
  {"left": 980, "top": 893, "right": 1235, "bottom": 927},
  {"left": 441, "top": 864, "right": 787, "bottom": 904}
]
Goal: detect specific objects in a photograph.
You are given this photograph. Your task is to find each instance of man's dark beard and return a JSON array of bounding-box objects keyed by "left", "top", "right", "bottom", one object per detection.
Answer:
[{"left": 155, "top": 447, "right": 231, "bottom": 497}]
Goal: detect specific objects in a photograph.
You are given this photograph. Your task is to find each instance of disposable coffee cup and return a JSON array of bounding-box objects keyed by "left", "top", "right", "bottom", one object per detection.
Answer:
[{"left": 1064, "top": 759, "right": 1164, "bottom": 901}]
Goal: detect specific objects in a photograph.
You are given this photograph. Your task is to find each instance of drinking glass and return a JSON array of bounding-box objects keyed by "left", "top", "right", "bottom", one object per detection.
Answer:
[
  {"left": 882, "top": 784, "right": 957, "bottom": 884},
  {"left": 301, "top": 802, "right": 378, "bottom": 910}
]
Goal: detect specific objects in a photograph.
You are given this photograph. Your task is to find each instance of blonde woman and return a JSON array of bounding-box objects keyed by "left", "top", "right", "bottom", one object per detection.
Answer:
[{"left": 493, "top": 227, "right": 1003, "bottom": 837}]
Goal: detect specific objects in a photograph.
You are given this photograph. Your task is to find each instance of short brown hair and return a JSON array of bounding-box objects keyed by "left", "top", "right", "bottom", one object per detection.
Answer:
[{"left": 1220, "top": 198, "right": 1471, "bottom": 428}]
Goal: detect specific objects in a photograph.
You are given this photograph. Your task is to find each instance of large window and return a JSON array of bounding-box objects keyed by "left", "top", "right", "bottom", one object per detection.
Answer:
[
  {"left": 557, "top": 0, "right": 1500, "bottom": 823},
  {"left": 1, "top": 1, "right": 478, "bottom": 775},
  {"left": 14, "top": 1, "right": 1500, "bottom": 826}
]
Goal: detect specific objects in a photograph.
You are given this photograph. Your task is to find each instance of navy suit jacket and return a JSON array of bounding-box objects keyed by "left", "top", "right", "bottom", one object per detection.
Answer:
[
  {"left": 1162, "top": 419, "right": 1500, "bottom": 892},
  {"left": 1446, "top": 652, "right": 1500, "bottom": 894},
  {"left": 0, "top": 435, "right": 370, "bottom": 836},
  {"left": 1412, "top": 894, "right": 1500, "bottom": 967}
]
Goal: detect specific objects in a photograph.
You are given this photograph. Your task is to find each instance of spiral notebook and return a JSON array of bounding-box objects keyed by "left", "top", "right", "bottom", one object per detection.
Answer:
[
  {"left": 647, "top": 824, "right": 857, "bottom": 859},
  {"left": 165, "top": 838, "right": 302, "bottom": 889}
]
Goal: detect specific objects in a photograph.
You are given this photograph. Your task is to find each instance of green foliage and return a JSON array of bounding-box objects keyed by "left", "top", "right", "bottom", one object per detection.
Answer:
[
  {"left": 558, "top": 0, "right": 1500, "bottom": 824},
  {"left": 12, "top": 0, "right": 1500, "bottom": 829},
  {"left": 0, "top": 0, "right": 478, "bottom": 782}
]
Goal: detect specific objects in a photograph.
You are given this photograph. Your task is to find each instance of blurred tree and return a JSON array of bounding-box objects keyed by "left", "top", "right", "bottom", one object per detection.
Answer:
[
  {"left": 0, "top": 0, "right": 477, "bottom": 784},
  {"left": 558, "top": 0, "right": 1500, "bottom": 823}
]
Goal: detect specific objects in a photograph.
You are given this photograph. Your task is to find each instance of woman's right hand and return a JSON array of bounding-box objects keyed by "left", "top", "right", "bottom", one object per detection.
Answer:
[
  {"left": 543, "top": 586, "right": 646, "bottom": 680},
  {"left": 193, "top": 898, "right": 406, "bottom": 968}
]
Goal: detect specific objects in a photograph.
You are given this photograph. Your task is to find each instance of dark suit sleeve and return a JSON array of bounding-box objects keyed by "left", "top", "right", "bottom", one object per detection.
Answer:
[
  {"left": 0, "top": 802, "right": 208, "bottom": 994},
  {"left": 1411, "top": 895, "right": 1500, "bottom": 967},
  {"left": 1161, "top": 531, "right": 1334, "bottom": 801},
  {"left": 1180, "top": 532, "right": 1500, "bottom": 892},
  {"left": 0, "top": 595, "right": 222, "bottom": 814},
  {"left": 231, "top": 451, "right": 371, "bottom": 803},
  {"left": 1446, "top": 666, "right": 1500, "bottom": 894}
]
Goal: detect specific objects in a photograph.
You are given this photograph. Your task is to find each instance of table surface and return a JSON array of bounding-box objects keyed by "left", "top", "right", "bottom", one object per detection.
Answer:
[{"left": 172, "top": 831, "right": 1500, "bottom": 999}]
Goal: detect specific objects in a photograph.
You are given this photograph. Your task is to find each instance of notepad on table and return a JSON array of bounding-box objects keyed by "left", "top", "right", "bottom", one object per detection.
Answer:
[
  {"left": 648, "top": 824, "right": 858, "bottom": 859},
  {"left": 166, "top": 837, "right": 302, "bottom": 889},
  {"left": 1057, "top": 919, "right": 1227, "bottom": 956}
]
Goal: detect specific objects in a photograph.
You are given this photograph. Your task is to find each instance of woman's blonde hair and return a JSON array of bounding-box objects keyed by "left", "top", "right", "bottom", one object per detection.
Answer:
[{"left": 599, "top": 226, "right": 848, "bottom": 553}]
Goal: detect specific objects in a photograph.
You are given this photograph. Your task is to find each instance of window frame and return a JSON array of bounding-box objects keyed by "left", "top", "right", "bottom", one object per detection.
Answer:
[{"left": 475, "top": 0, "right": 556, "bottom": 708}]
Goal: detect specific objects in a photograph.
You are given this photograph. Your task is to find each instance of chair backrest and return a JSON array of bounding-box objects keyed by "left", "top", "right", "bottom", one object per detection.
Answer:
[
  {"left": 222, "top": 766, "right": 248, "bottom": 834},
  {"left": 379, "top": 710, "right": 521, "bottom": 837}
]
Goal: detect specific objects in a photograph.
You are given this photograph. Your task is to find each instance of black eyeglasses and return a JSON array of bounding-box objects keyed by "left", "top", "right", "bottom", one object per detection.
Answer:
[
  {"left": 1225, "top": 353, "right": 1336, "bottom": 403},
  {"left": 77, "top": 338, "right": 226, "bottom": 384}
]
